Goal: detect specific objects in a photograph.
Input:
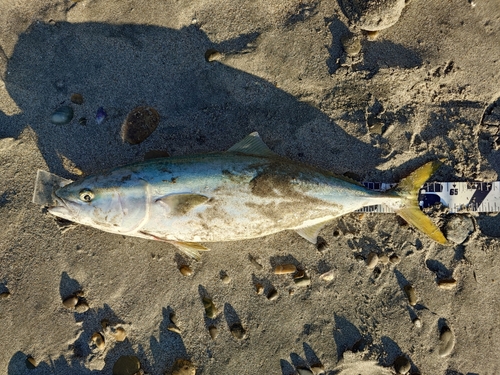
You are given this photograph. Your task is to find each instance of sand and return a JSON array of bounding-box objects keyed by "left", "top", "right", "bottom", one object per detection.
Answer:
[{"left": 1, "top": 0, "right": 499, "bottom": 374}]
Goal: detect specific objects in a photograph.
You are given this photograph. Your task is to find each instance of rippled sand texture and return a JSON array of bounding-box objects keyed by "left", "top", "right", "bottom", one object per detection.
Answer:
[{"left": 1, "top": 0, "right": 500, "bottom": 374}]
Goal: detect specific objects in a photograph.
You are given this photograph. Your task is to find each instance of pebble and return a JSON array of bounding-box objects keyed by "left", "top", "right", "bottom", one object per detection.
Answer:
[
  {"left": 170, "top": 358, "right": 196, "bottom": 375},
  {"left": 70, "top": 93, "right": 84, "bottom": 105},
  {"left": 50, "top": 106, "right": 74, "bottom": 125},
  {"left": 319, "top": 270, "right": 334, "bottom": 281},
  {"left": 112, "top": 355, "right": 141, "bottom": 375},
  {"left": 255, "top": 283, "right": 264, "bottom": 294},
  {"left": 230, "top": 323, "right": 246, "bottom": 340},
  {"left": 26, "top": 356, "right": 37, "bottom": 369},
  {"left": 112, "top": 327, "right": 127, "bottom": 342},
  {"left": 78, "top": 117, "right": 87, "bottom": 126},
  {"left": 445, "top": 215, "right": 474, "bottom": 244},
  {"left": 341, "top": 35, "right": 361, "bottom": 56},
  {"left": 167, "top": 323, "right": 182, "bottom": 334},
  {"left": 389, "top": 254, "right": 401, "bottom": 264},
  {"left": 366, "top": 30, "right": 379, "bottom": 41},
  {"left": 403, "top": 284, "right": 417, "bottom": 306},
  {"left": 340, "top": 0, "right": 406, "bottom": 31},
  {"left": 294, "top": 274, "right": 311, "bottom": 287},
  {"left": 95, "top": 107, "right": 107, "bottom": 125},
  {"left": 62, "top": 295, "right": 78, "bottom": 309},
  {"left": 75, "top": 300, "right": 89, "bottom": 313},
  {"left": 202, "top": 297, "right": 218, "bottom": 318},
  {"left": 297, "top": 369, "right": 313, "bottom": 375},
  {"left": 438, "top": 326, "right": 455, "bottom": 357},
  {"left": 209, "top": 325, "right": 218, "bottom": 340},
  {"left": 438, "top": 278, "right": 457, "bottom": 290},
  {"left": 205, "top": 49, "right": 223, "bottom": 62},
  {"left": 274, "top": 264, "right": 297, "bottom": 274},
  {"left": 393, "top": 355, "right": 411, "bottom": 374},
  {"left": 0, "top": 291, "right": 10, "bottom": 299},
  {"left": 179, "top": 265, "right": 193, "bottom": 276},
  {"left": 310, "top": 364, "right": 325, "bottom": 375},
  {"left": 366, "top": 252, "right": 379, "bottom": 269},
  {"left": 412, "top": 317, "right": 422, "bottom": 328},
  {"left": 90, "top": 332, "right": 106, "bottom": 351},
  {"left": 221, "top": 274, "right": 231, "bottom": 284},
  {"left": 170, "top": 312, "right": 178, "bottom": 325},
  {"left": 378, "top": 254, "right": 390, "bottom": 265},
  {"left": 121, "top": 106, "right": 160, "bottom": 145},
  {"left": 267, "top": 289, "right": 279, "bottom": 301}
]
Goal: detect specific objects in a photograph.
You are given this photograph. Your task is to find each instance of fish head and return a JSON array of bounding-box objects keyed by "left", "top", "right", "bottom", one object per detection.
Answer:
[{"left": 48, "top": 174, "right": 148, "bottom": 234}]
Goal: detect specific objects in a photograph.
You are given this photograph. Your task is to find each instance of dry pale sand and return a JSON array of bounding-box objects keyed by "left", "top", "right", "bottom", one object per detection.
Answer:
[{"left": 1, "top": 0, "right": 500, "bottom": 374}]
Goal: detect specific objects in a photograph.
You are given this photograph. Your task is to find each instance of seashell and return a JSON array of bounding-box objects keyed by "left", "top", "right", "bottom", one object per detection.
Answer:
[
  {"left": 121, "top": 106, "right": 160, "bottom": 145},
  {"left": 51, "top": 106, "right": 74, "bottom": 125}
]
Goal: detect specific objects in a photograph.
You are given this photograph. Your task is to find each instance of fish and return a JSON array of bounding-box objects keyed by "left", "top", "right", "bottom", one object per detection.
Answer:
[{"left": 43, "top": 132, "right": 447, "bottom": 259}]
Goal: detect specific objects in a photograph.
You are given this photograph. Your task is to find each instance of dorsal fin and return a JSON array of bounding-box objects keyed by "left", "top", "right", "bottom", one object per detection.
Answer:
[{"left": 227, "top": 132, "right": 276, "bottom": 157}]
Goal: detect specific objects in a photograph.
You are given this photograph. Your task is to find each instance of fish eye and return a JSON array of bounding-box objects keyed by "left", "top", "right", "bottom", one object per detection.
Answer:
[{"left": 79, "top": 189, "right": 94, "bottom": 202}]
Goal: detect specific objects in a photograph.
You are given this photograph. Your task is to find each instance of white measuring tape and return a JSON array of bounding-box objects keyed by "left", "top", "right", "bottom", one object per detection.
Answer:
[{"left": 361, "top": 181, "right": 500, "bottom": 213}]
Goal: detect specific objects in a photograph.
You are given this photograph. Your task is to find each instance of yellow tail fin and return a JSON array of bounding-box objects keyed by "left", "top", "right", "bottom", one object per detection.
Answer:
[{"left": 394, "top": 161, "right": 448, "bottom": 245}]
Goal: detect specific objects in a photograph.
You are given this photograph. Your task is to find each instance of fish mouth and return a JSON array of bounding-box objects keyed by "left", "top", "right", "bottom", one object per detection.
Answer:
[{"left": 47, "top": 192, "right": 77, "bottom": 220}]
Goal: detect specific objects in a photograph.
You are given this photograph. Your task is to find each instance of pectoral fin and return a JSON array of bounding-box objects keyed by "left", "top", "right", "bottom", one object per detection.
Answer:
[
  {"left": 168, "top": 241, "right": 210, "bottom": 261},
  {"left": 156, "top": 193, "right": 209, "bottom": 215},
  {"left": 295, "top": 221, "right": 331, "bottom": 244},
  {"left": 227, "top": 132, "right": 277, "bottom": 157}
]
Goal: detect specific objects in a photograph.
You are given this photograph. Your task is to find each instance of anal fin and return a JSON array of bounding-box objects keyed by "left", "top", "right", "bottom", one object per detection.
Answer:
[{"left": 295, "top": 220, "right": 331, "bottom": 244}]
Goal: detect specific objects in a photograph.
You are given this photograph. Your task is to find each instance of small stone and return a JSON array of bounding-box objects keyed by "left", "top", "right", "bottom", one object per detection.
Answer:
[
  {"left": 70, "top": 93, "right": 84, "bottom": 105},
  {"left": 445, "top": 215, "right": 474, "bottom": 244},
  {"left": 404, "top": 284, "right": 417, "bottom": 306},
  {"left": 389, "top": 254, "right": 401, "bottom": 264},
  {"left": 438, "top": 326, "right": 455, "bottom": 357},
  {"left": 230, "top": 323, "right": 246, "bottom": 340},
  {"left": 62, "top": 295, "right": 78, "bottom": 309},
  {"left": 221, "top": 274, "right": 231, "bottom": 284},
  {"left": 75, "top": 300, "right": 89, "bottom": 313},
  {"left": 167, "top": 323, "right": 182, "bottom": 334},
  {"left": 202, "top": 297, "right": 218, "bottom": 318},
  {"left": 26, "top": 356, "right": 37, "bottom": 369},
  {"left": 179, "top": 265, "right": 192, "bottom": 276},
  {"left": 208, "top": 325, "right": 218, "bottom": 340},
  {"left": 294, "top": 275, "right": 311, "bottom": 287},
  {"left": 113, "top": 327, "right": 127, "bottom": 342},
  {"left": 170, "top": 312, "right": 178, "bottom": 325},
  {"left": 297, "top": 369, "right": 314, "bottom": 375},
  {"left": 294, "top": 269, "right": 305, "bottom": 279},
  {"left": 267, "top": 289, "right": 278, "bottom": 301},
  {"left": 205, "top": 49, "right": 223, "bottom": 62},
  {"left": 91, "top": 332, "right": 106, "bottom": 351},
  {"left": 289, "top": 288, "right": 295, "bottom": 295},
  {"left": 393, "top": 355, "right": 411, "bottom": 374},
  {"left": 274, "top": 264, "right": 297, "bottom": 274},
  {"left": 255, "top": 283, "right": 264, "bottom": 294},
  {"left": 366, "top": 252, "right": 379, "bottom": 269},
  {"left": 170, "top": 358, "right": 196, "bottom": 375},
  {"left": 78, "top": 117, "right": 87, "bottom": 126},
  {"left": 51, "top": 106, "right": 74, "bottom": 125},
  {"left": 341, "top": 35, "right": 362, "bottom": 56},
  {"left": 378, "top": 254, "right": 390, "bottom": 265},
  {"left": 412, "top": 317, "right": 422, "bottom": 328},
  {"left": 144, "top": 150, "right": 170, "bottom": 160},
  {"left": 0, "top": 291, "right": 10, "bottom": 299},
  {"left": 438, "top": 278, "right": 457, "bottom": 290},
  {"left": 95, "top": 107, "right": 107, "bottom": 125},
  {"left": 310, "top": 364, "right": 325, "bottom": 375},
  {"left": 74, "top": 290, "right": 84, "bottom": 297},
  {"left": 121, "top": 106, "right": 160, "bottom": 145},
  {"left": 113, "top": 355, "right": 141, "bottom": 375},
  {"left": 319, "top": 270, "right": 334, "bottom": 281}
]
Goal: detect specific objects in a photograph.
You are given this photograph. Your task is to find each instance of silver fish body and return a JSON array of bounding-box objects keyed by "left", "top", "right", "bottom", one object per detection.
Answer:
[{"left": 46, "top": 133, "right": 447, "bottom": 258}]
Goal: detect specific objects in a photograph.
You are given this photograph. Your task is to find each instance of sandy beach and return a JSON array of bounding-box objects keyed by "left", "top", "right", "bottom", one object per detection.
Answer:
[{"left": 1, "top": 0, "right": 500, "bottom": 374}]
